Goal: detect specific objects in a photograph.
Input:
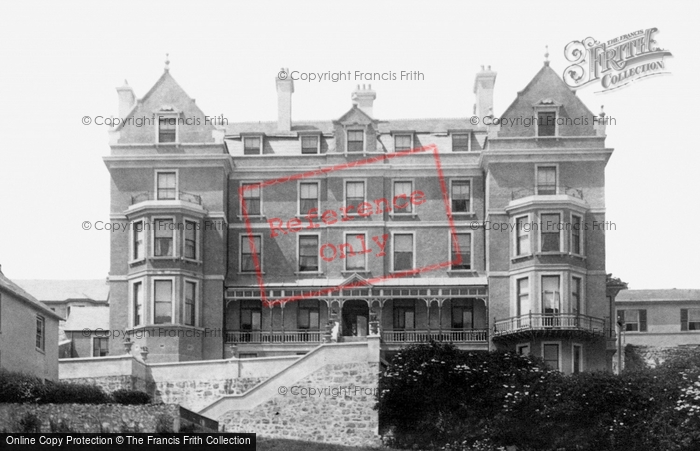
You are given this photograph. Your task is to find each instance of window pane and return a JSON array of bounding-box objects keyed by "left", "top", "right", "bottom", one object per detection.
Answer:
[
  {"left": 133, "top": 283, "right": 142, "bottom": 326},
  {"left": 395, "top": 135, "right": 411, "bottom": 151},
  {"left": 394, "top": 234, "right": 413, "bottom": 270},
  {"left": 572, "top": 216, "right": 582, "bottom": 254},
  {"left": 348, "top": 131, "right": 364, "bottom": 152},
  {"left": 516, "top": 217, "right": 530, "bottom": 255},
  {"left": 185, "top": 281, "right": 196, "bottom": 326},
  {"left": 158, "top": 117, "right": 176, "bottom": 143},
  {"left": 154, "top": 220, "right": 173, "bottom": 256},
  {"left": 241, "top": 236, "right": 261, "bottom": 272},
  {"left": 543, "top": 344, "right": 559, "bottom": 370},
  {"left": 452, "top": 134, "right": 469, "bottom": 151},
  {"left": 451, "top": 181, "right": 470, "bottom": 212},
  {"left": 394, "top": 181, "right": 412, "bottom": 213},
  {"left": 242, "top": 183, "right": 261, "bottom": 215},
  {"left": 299, "top": 236, "right": 319, "bottom": 271},
  {"left": 451, "top": 233, "right": 471, "bottom": 270},
  {"left": 542, "top": 276, "right": 560, "bottom": 314},
  {"left": 517, "top": 278, "right": 529, "bottom": 316},
  {"left": 541, "top": 214, "right": 560, "bottom": 252},
  {"left": 157, "top": 172, "right": 176, "bottom": 200},
  {"left": 301, "top": 136, "right": 319, "bottom": 154},
  {"left": 572, "top": 277, "right": 581, "bottom": 314},
  {"left": 346, "top": 182, "right": 365, "bottom": 212},
  {"left": 154, "top": 281, "right": 172, "bottom": 324},
  {"left": 244, "top": 137, "right": 261, "bottom": 155},
  {"left": 345, "top": 234, "right": 366, "bottom": 270},
  {"left": 538, "top": 112, "right": 556, "bottom": 136},
  {"left": 537, "top": 167, "right": 557, "bottom": 194},
  {"left": 300, "top": 183, "right": 318, "bottom": 214},
  {"left": 185, "top": 222, "right": 196, "bottom": 259}
]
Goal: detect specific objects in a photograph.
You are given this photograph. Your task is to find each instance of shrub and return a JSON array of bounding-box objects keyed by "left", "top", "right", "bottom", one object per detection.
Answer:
[
  {"left": 111, "top": 389, "right": 151, "bottom": 405},
  {"left": 155, "top": 414, "right": 174, "bottom": 433},
  {"left": 41, "top": 381, "right": 111, "bottom": 404},
  {"left": 17, "top": 413, "right": 41, "bottom": 433},
  {"left": 0, "top": 369, "right": 46, "bottom": 403}
]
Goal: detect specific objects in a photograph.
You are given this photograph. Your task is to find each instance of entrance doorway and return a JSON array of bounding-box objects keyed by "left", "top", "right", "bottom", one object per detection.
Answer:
[{"left": 342, "top": 299, "right": 369, "bottom": 337}]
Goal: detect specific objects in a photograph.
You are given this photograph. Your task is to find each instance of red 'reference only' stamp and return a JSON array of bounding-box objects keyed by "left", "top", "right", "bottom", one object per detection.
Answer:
[{"left": 239, "top": 144, "right": 461, "bottom": 306}]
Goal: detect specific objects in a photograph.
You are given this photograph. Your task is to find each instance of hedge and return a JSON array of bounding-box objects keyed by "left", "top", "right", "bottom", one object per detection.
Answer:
[{"left": 0, "top": 369, "right": 150, "bottom": 405}]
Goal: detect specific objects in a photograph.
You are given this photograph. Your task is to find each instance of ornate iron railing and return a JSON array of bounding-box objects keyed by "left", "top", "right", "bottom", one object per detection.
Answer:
[
  {"left": 130, "top": 191, "right": 202, "bottom": 206},
  {"left": 493, "top": 313, "right": 605, "bottom": 336},
  {"left": 381, "top": 329, "right": 487, "bottom": 343},
  {"left": 225, "top": 329, "right": 322, "bottom": 344},
  {"left": 511, "top": 186, "right": 584, "bottom": 200}
]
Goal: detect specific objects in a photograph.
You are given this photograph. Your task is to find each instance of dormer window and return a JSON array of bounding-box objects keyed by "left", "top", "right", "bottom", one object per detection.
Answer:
[
  {"left": 347, "top": 130, "right": 364, "bottom": 153},
  {"left": 301, "top": 135, "right": 320, "bottom": 154},
  {"left": 394, "top": 134, "right": 412, "bottom": 152},
  {"left": 452, "top": 133, "right": 469, "bottom": 152},
  {"left": 537, "top": 112, "right": 556, "bottom": 136},
  {"left": 244, "top": 137, "right": 262, "bottom": 155},
  {"left": 158, "top": 116, "right": 177, "bottom": 143}
]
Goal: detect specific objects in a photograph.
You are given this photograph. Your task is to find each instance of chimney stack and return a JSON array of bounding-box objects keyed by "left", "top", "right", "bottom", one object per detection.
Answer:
[
  {"left": 473, "top": 66, "right": 497, "bottom": 120},
  {"left": 116, "top": 80, "right": 136, "bottom": 119},
  {"left": 352, "top": 84, "right": 376, "bottom": 117},
  {"left": 276, "top": 68, "right": 294, "bottom": 132}
]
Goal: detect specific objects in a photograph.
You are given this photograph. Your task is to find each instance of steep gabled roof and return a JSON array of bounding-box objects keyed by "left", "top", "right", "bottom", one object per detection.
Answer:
[
  {"left": 15, "top": 279, "right": 109, "bottom": 303},
  {"left": 335, "top": 105, "right": 375, "bottom": 124},
  {"left": 499, "top": 63, "right": 596, "bottom": 134},
  {"left": 0, "top": 271, "right": 62, "bottom": 320}
]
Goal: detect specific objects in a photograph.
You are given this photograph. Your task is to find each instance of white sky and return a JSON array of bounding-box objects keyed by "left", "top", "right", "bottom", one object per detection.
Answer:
[{"left": 0, "top": 0, "right": 698, "bottom": 289}]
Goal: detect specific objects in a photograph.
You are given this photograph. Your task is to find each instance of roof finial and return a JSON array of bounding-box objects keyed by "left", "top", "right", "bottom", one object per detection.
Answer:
[
  {"left": 165, "top": 53, "right": 170, "bottom": 72},
  {"left": 544, "top": 45, "right": 550, "bottom": 66},
  {"left": 599, "top": 105, "right": 606, "bottom": 117}
]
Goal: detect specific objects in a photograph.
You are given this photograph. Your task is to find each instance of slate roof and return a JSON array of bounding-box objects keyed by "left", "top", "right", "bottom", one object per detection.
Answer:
[
  {"left": 63, "top": 306, "right": 110, "bottom": 331},
  {"left": 14, "top": 279, "right": 109, "bottom": 303},
  {"left": 0, "top": 271, "right": 62, "bottom": 320},
  {"left": 616, "top": 289, "right": 700, "bottom": 303},
  {"left": 224, "top": 117, "right": 476, "bottom": 136}
]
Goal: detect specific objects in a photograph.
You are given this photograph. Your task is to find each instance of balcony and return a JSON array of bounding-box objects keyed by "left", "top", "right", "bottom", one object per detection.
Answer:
[
  {"left": 130, "top": 191, "right": 202, "bottom": 206},
  {"left": 493, "top": 313, "right": 606, "bottom": 341},
  {"left": 511, "top": 186, "right": 584, "bottom": 201},
  {"left": 225, "top": 330, "right": 321, "bottom": 344},
  {"left": 382, "top": 329, "right": 487, "bottom": 343}
]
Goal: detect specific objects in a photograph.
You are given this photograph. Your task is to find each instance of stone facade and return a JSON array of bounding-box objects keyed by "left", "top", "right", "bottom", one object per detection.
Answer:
[
  {"left": 220, "top": 362, "right": 380, "bottom": 447},
  {"left": 155, "top": 377, "right": 265, "bottom": 412},
  {"left": 0, "top": 404, "right": 179, "bottom": 433}
]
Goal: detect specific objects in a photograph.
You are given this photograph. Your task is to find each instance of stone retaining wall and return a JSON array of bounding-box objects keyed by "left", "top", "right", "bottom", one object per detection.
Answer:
[
  {"left": 0, "top": 404, "right": 180, "bottom": 433},
  {"left": 154, "top": 377, "right": 266, "bottom": 412},
  {"left": 220, "top": 362, "right": 381, "bottom": 447}
]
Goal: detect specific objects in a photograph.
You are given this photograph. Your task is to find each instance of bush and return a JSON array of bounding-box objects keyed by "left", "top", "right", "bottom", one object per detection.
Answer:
[
  {"left": 41, "top": 381, "right": 111, "bottom": 404},
  {"left": 111, "top": 389, "right": 151, "bottom": 405},
  {"left": 17, "top": 412, "right": 41, "bottom": 433},
  {"left": 0, "top": 369, "right": 110, "bottom": 404},
  {"left": 0, "top": 369, "right": 46, "bottom": 403}
]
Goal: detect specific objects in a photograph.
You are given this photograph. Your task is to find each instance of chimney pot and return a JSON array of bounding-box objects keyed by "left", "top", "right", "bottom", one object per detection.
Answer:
[
  {"left": 116, "top": 81, "right": 136, "bottom": 119},
  {"left": 276, "top": 67, "right": 294, "bottom": 131},
  {"left": 351, "top": 84, "right": 376, "bottom": 117},
  {"left": 473, "top": 67, "right": 497, "bottom": 120}
]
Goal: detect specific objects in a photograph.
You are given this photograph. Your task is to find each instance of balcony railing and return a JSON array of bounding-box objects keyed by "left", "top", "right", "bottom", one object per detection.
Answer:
[
  {"left": 225, "top": 330, "right": 321, "bottom": 344},
  {"left": 493, "top": 313, "right": 606, "bottom": 338},
  {"left": 382, "top": 329, "right": 487, "bottom": 343},
  {"left": 511, "top": 186, "right": 584, "bottom": 201},
  {"left": 130, "top": 191, "right": 203, "bottom": 206}
]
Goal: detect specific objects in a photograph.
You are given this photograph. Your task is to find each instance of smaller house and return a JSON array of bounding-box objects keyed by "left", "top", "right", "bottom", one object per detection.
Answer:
[
  {"left": 0, "top": 265, "right": 62, "bottom": 380},
  {"left": 15, "top": 279, "right": 110, "bottom": 359},
  {"left": 616, "top": 289, "right": 700, "bottom": 347},
  {"left": 62, "top": 306, "right": 111, "bottom": 358}
]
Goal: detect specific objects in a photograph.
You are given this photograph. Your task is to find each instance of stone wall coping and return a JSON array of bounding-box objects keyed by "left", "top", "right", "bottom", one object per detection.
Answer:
[{"left": 148, "top": 354, "right": 299, "bottom": 368}]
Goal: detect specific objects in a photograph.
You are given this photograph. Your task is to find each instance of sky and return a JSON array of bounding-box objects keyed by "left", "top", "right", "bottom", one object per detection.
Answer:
[{"left": 0, "top": 0, "right": 698, "bottom": 290}]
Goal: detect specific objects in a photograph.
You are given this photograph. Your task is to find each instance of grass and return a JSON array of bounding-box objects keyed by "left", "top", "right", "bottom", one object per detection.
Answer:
[{"left": 257, "top": 437, "right": 392, "bottom": 451}]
